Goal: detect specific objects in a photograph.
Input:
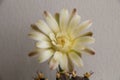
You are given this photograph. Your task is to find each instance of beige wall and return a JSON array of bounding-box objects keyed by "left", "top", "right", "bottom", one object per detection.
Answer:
[{"left": 0, "top": 0, "right": 120, "bottom": 80}]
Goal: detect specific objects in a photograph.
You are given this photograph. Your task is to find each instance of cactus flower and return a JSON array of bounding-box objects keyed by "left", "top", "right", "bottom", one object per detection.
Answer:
[{"left": 29, "top": 9, "right": 95, "bottom": 71}]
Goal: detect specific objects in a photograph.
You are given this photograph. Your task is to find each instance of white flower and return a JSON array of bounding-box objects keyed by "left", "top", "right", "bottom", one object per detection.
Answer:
[{"left": 29, "top": 9, "right": 95, "bottom": 71}]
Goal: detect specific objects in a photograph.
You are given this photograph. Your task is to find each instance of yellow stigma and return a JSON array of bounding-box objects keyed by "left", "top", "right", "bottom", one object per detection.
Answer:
[
  {"left": 56, "top": 36, "right": 65, "bottom": 47},
  {"left": 51, "top": 33, "right": 74, "bottom": 53}
]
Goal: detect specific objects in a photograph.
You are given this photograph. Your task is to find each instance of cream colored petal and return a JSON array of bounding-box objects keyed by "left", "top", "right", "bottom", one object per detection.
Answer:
[
  {"left": 68, "top": 51, "right": 83, "bottom": 67},
  {"left": 36, "top": 41, "right": 52, "bottom": 48},
  {"left": 54, "top": 13, "right": 60, "bottom": 25},
  {"left": 68, "top": 14, "right": 81, "bottom": 36},
  {"left": 67, "top": 55, "right": 74, "bottom": 72},
  {"left": 28, "top": 51, "right": 38, "bottom": 57},
  {"left": 28, "top": 31, "right": 49, "bottom": 41},
  {"left": 83, "top": 47, "right": 95, "bottom": 55},
  {"left": 71, "top": 50, "right": 82, "bottom": 57},
  {"left": 44, "top": 11, "right": 59, "bottom": 32},
  {"left": 49, "top": 51, "right": 62, "bottom": 70},
  {"left": 75, "top": 36, "right": 95, "bottom": 44},
  {"left": 74, "top": 20, "right": 92, "bottom": 35},
  {"left": 38, "top": 49, "right": 54, "bottom": 63},
  {"left": 78, "top": 20, "right": 92, "bottom": 31},
  {"left": 28, "top": 48, "right": 41, "bottom": 57},
  {"left": 71, "top": 43, "right": 86, "bottom": 53},
  {"left": 79, "top": 32, "right": 93, "bottom": 37},
  {"left": 53, "top": 51, "right": 62, "bottom": 60},
  {"left": 30, "top": 24, "right": 41, "bottom": 32},
  {"left": 69, "top": 8, "right": 77, "bottom": 22},
  {"left": 49, "top": 33, "right": 56, "bottom": 41},
  {"left": 35, "top": 20, "right": 53, "bottom": 35},
  {"left": 60, "top": 9, "right": 69, "bottom": 30},
  {"left": 68, "top": 14, "right": 81, "bottom": 31},
  {"left": 49, "top": 51, "right": 69, "bottom": 70},
  {"left": 49, "top": 57, "right": 59, "bottom": 70},
  {"left": 59, "top": 53, "right": 68, "bottom": 71}
]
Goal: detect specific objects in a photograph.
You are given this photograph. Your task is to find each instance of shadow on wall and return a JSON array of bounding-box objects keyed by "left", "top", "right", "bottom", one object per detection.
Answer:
[
  {"left": 0, "top": 0, "right": 3, "bottom": 5},
  {"left": 0, "top": 76, "right": 2, "bottom": 80}
]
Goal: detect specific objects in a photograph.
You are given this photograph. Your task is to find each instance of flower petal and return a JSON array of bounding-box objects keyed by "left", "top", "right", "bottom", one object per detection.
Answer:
[
  {"left": 35, "top": 20, "right": 53, "bottom": 35},
  {"left": 49, "top": 58, "right": 59, "bottom": 70},
  {"left": 36, "top": 41, "right": 51, "bottom": 48},
  {"left": 30, "top": 24, "right": 41, "bottom": 32},
  {"left": 38, "top": 49, "right": 54, "bottom": 63},
  {"left": 78, "top": 20, "right": 92, "bottom": 31},
  {"left": 68, "top": 51, "right": 83, "bottom": 67},
  {"left": 49, "top": 52, "right": 61, "bottom": 70},
  {"left": 71, "top": 43, "right": 86, "bottom": 53},
  {"left": 28, "top": 31, "right": 49, "bottom": 41},
  {"left": 60, "top": 9, "right": 69, "bottom": 30},
  {"left": 28, "top": 51, "right": 38, "bottom": 57},
  {"left": 68, "top": 14, "right": 81, "bottom": 31},
  {"left": 83, "top": 47, "right": 95, "bottom": 55},
  {"left": 49, "top": 33, "right": 56, "bottom": 41},
  {"left": 54, "top": 13, "right": 60, "bottom": 25},
  {"left": 59, "top": 53, "right": 68, "bottom": 71},
  {"left": 28, "top": 48, "right": 41, "bottom": 57},
  {"left": 70, "top": 50, "right": 82, "bottom": 57},
  {"left": 79, "top": 32, "right": 93, "bottom": 37},
  {"left": 74, "top": 20, "right": 92, "bottom": 35},
  {"left": 75, "top": 36, "right": 95, "bottom": 44},
  {"left": 69, "top": 8, "right": 77, "bottom": 22},
  {"left": 44, "top": 11, "right": 59, "bottom": 33},
  {"left": 68, "top": 14, "right": 81, "bottom": 35},
  {"left": 49, "top": 51, "right": 68, "bottom": 70},
  {"left": 67, "top": 55, "right": 74, "bottom": 72}
]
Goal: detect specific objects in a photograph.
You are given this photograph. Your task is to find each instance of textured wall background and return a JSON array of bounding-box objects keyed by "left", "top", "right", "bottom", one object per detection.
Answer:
[{"left": 0, "top": 0, "right": 120, "bottom": 80}]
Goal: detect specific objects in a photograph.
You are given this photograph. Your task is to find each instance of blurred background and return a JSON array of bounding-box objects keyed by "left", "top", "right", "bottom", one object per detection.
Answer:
[{"left": 0, "top": 0, "right": 120, "bottom": 80}]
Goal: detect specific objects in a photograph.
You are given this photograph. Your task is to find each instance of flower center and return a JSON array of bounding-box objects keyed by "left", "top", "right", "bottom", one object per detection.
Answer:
[
  {"left": 50, "top": 32, "right": 75, "bottom": 53},
  {"left": 56, "top": 36, "right": 66, "bottom": 47}
]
